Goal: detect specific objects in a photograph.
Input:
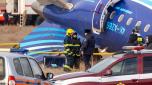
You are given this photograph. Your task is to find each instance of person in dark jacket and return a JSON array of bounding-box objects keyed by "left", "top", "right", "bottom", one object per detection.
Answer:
[
  {"left": 128, "top": 29, "right": 144, "bottom": 46},
  {"left": 3, "top": 10, "right": 9, "bottom": 25},
  {"left": 81, "top": 29, "right": 95, "bottom": 70},
  {"left": 71, "top": 32, "right": 81, "bottom": 69},
  {"left": 145, "top": 35, "right": 152, "bottom": 49},
  {"left": 128, "top": 29, "right": 138, "bottom": 46}
]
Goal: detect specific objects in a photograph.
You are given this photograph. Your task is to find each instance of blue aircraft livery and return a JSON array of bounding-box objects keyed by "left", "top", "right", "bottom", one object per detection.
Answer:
[{"left": 21, "top": 0, "right": 152, "bottom": 61}]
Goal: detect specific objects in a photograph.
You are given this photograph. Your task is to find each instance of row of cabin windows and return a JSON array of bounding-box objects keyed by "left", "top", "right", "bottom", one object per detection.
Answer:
[{"left": 109, "top": 11, "right": 151, "bottom": 32}]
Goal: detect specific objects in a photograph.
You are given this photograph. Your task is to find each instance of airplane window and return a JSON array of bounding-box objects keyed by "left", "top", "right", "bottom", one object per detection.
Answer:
[
  {"left": 126, "top": 18, "right": 133, "bottom": 26},
  {"left": 144, "top": 24, "right": 150, "bottom": 32},
  {"left": 118, "top": 14, "right": 124, "bottom": 23},
  {"left": 135, "top": 21, "right": 142, "bottom": 27},
  {"left": 110, "top": 11, "right": 116, "bottom": 19}
]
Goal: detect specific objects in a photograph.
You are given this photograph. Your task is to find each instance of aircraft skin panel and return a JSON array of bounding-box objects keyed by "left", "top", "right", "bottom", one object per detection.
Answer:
[
  {"left": 43, "top": 0, "right": 101, "bottom": 32},
  {"left": 23, "top": 33, "right": 65, "bottom": 41},
  {"left": 113, "top": 0, "right": 152, "bottom": 36},
  {"left": 95, "top": 0, "right": 152, "bottom": 51}
]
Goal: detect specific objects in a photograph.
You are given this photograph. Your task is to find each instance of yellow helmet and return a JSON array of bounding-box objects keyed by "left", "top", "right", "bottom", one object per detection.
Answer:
[{"left": 66, "top": 28, "right": 74, "bottom": 35}]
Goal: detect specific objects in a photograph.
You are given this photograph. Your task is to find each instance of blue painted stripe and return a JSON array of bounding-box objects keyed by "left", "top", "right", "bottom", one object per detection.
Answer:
[
  {"left": 29, "top": 31, "right": 65, "bottom": 35},
  {"left": 24, "top": 34, "right": 51, "bottom": 40},
  {"left": 33, "top": 27, "right": 66, "bottom": 32},
  {"left": 20, "top": 40, "right": 63, "bottom": 47},
  {"left": 24, "top": 33, "right": 65, "bottom": 40},
  {"left": 22, "top": 36, "right": 64, "bottom": 43}
]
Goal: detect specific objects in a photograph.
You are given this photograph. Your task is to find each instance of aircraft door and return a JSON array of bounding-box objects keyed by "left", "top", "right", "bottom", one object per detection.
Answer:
[
  {"left": 100, "top": 57, "right": 139, "bottom": 85},
  {"left": 92, "top": 0, "right": 121, "bottom": 34}
]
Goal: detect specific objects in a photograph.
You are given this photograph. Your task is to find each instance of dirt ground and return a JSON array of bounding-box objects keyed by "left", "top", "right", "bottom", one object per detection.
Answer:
[
  {"left": 41, "top": 63, "right": 86, "bottom": 76},
  {"left": 0, "top": 25, "right": 35, "bottom": 43}
]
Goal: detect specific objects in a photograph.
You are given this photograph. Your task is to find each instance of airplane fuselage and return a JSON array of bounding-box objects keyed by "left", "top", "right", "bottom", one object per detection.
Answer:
[
  {"left": 21, "top": 0, "right": 152, "bottom": 59},
  {"left": 43, "top": 0, "right": 152, "bottom": 51}
]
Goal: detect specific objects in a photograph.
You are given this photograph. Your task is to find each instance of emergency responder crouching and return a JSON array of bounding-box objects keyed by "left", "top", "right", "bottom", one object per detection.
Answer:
[
  {"left": 81, "top": 29, "right": 95, "bottom": 70},
  {"left": 63, "top": 28, "right": 74, "bottom": 72},
  {"left": 71, "top": 32, "right": 81, "bottom": 69}
]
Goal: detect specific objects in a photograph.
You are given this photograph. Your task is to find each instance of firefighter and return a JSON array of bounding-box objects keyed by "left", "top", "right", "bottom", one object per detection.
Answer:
[
  {"left": 136, "top": 29, "right": 144, "bottom": 46},
  {"left": 128, "top": 29, "right": 144, "bottom": 46},
  {"left": 128, "top": 29, "right": 138, "bottom": 46},
  {"left": 81, "top": 29, "right": 95, "bottom": 70},
  {"left": 63, "top": 28, "right": 74, "bottom": 72},
  {"left": 71, "top": 32, "right": 81, "bottom": 69}
]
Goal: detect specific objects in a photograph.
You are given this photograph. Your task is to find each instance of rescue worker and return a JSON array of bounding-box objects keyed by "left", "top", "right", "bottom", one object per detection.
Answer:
[
  {"left": 81, "top": 29, "right": 95, "bottom": 70},
  {"left": 128, "top": 29, "right": 144, "bottom": 46},
  {"left": 145, "top": 35, "right": 152, "bottom": 49},
  {"left": 63, "top": 28, "right": 74, "bottom": 72},
  {"left": 71, "top": 32, "right": 81, "bottom": 69},
  {"left": 3, "top": 10, "right": 9, "bottom": 25},
  {"left": 136, "top": 29, "right": 144, "bottom": 46},
  {"left": 128, "top": 29, "right": 138, "bottom": 46}
]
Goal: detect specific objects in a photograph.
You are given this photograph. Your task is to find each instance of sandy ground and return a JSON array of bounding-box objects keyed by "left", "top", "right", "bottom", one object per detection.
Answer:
[
  {"left": 41, "top": 63, "right": 86, "bottom": 76},
  {"left": 0, "top": 25, "right": 35, "bottom": 43}
]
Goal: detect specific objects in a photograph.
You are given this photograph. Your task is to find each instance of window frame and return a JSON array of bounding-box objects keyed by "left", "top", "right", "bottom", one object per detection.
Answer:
[
  {"left": 0, "top": 57, "right": 5, "bottom": 80},
  {"left": 118, "top": 14, "right": 125, "bottom": 23},
  {"left": 19, "top": 57, "right": 34, "bottom": 77},
  {"left": 109, "top": 11, "right": 116, "bottom": 19},
  {"left": 107, "top": 55, "right": 138, "bottom": 76},
  {"left": 126, "top": 17, "right": 133, "bottom": 26},
  {"left": 28, "top": 58, "right": 44, "bottom": 78},
  {"left": 144, "top": 24, "right": 151, "bottom": 32},
  {"left": 13, "top": 58, "right": 24, "bottom": 76},
  {"left": 135, "top": 21, "right": 142, "bottom": 29}
]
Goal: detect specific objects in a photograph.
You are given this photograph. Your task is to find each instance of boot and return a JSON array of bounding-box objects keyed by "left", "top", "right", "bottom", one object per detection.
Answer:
[{"left": 63, "top": 65, "right": 72, "bottom": 72}]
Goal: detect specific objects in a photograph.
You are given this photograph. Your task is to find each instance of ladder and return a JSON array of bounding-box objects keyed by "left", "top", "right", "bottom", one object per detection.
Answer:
[{"left": 20, "top": 10, "right": 27, "bottom": 27}]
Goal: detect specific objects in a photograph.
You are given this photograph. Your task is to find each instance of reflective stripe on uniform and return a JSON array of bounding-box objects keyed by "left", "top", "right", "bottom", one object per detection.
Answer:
[
  {"left": 63, "top": 65, "right": 72, "bottom": 71},
  {"left": 73, "top": 44, "right": 80, "bottom": 46},
  {"left": 65, "top": 48, "right": 70, "bottom": 52},
  {"left": 67, "top": 52, "right": 73, "bottom": 55},
  {"left": 64, "top": 44, "right": 73, "bottom": 47},
  {"left": 73, "top": 54, "right": 80, "bottom": 56},
  {"left": 64, "top": 44, "right": 80, "bottom": 47},
  {"left": 137, "top": 37, "right": 143, "bottom": 42}
]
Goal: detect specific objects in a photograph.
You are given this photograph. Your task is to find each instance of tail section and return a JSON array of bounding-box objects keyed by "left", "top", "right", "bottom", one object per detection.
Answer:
[{"left": 20, "top": 21, "right": 67, "bottom": 61}]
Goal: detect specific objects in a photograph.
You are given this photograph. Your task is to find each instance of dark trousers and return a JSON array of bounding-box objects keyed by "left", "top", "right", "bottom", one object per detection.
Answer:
[
  {"left": 73, "top": 56, "right": 80, "bottom": 69},
  {"left": 66, "top": 55, "right": 74, "bottom": 68},
  {"left": 83, "top": 54, "right": 91, "bottom": 70}
]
